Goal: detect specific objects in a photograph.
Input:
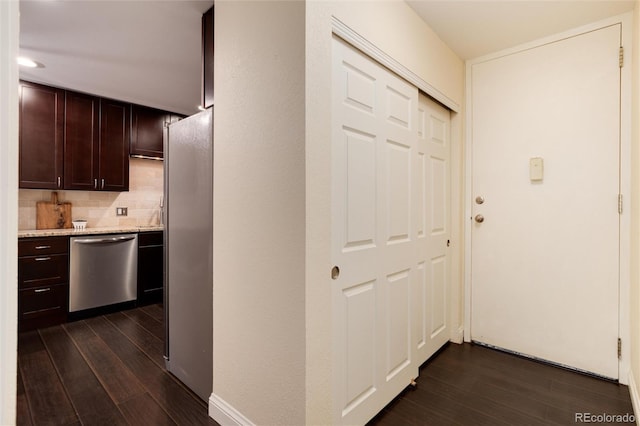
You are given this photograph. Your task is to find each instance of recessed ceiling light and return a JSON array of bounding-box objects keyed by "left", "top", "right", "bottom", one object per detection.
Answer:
[{"left": 17, "top": 57, "right": 40, "bottom": 68}]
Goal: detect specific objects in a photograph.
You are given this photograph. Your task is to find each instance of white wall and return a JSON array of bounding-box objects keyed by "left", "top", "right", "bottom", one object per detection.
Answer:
[
  {"left": 629, "top": 1, "right": 640, "bottom": 415},
  {"left": 211, "top": 1, "right": 306, "bottom": 425},
  {"left": 0, "top": 0, "right": 19, "bottom": 423},
  {"left": 305, "top": 2, "right": 464, "bottom": 424},
  {"left": 212, "top": 2, "right": 463, "bottom": 424}
]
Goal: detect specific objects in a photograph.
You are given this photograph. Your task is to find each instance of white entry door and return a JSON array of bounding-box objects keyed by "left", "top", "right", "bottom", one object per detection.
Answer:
[
  {"left": 331, "top": 36, "right": 419, "bottom": 425},
  {"left": 470, "top": 24, "right": 621, "bottom": 379}
]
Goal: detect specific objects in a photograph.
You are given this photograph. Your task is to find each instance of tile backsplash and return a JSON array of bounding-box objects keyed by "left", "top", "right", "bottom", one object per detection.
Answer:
[{"left": 19, "top": 158, "right": 164, "bottom": 230}]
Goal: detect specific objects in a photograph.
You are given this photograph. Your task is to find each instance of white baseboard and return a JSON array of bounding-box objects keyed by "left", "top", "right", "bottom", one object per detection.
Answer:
[
  {"left": 209, "top": 392, "right": 256, "bottom": 426},
  {"left": 628, "top": 370, "right": 640, "bottom": 425},
  {"left": 450, "top": 325, "right": 464, "bottom": 344}
]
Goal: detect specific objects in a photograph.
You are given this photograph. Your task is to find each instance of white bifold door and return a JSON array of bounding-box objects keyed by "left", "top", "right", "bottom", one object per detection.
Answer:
[
  {"left": 470, "top": 24, "right": 621, "bottom": 379},
  {"left": 331, "top": 36, "right": 451, "bottom": 425}
]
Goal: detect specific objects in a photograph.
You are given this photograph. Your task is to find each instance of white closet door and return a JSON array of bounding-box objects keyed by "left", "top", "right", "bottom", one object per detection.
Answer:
[
  {"left": 413, "top": 93, "right": 451, "bottom": 365},
  {"left": 331, "top": 36, "right": 419, "bottom": 425}
]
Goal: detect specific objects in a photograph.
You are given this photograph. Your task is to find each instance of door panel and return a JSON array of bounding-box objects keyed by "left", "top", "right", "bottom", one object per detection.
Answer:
[
  {"left": 342, "top": 279, "right": 376, "bottom": 415},
  {"left": 470, "top": 24, "right": 620, "bottom": 379}
]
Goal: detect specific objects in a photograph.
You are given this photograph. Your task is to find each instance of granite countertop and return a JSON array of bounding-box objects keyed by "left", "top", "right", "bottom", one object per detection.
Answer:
[{"left": 18, "top": 225, "right": 164, "bottom": 238}]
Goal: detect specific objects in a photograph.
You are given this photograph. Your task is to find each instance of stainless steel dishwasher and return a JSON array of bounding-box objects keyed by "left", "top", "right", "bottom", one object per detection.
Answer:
[{"left": 69, "top": 233, "right": 138, "bottom": 312}]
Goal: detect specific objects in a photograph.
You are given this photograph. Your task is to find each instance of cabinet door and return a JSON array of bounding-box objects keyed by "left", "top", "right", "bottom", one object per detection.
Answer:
[
  {"left": 19, "top": 81, "right": 64, "bottom": 189},
  {"left": 137, "top": 231, "right": 164, "bottom": 305},
  {"left": 19, "top": 284, "right": 68, "bottom": 332},
  {"left": 131, "top": 104, "right": 166, "bottom": 159},
  {"left": 64, "top": 91, "right": 100, "bottom": 190},
  {"left": 99, "top": 99, "right": 130, "bottom": 191},
  {"left": 202, "top": 6, "right": 214, "bottom": 108}
]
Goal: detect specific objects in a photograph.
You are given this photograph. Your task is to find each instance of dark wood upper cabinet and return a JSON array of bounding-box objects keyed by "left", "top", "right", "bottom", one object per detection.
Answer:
[
  {"left": 130, "top": 104, "right": 166, "bottom": 159},
  {"left": 19, "top": 81, "right": 65, "bottom": 189},
  {"left": 131, "top": 106, "right": 186, "bottom": 159},
  {"left": 202, "top": 5, "right": 214, "bottom": 108},
  {"left": 99, "top": 99, "right": 130, "bottom": 191},
  {"left": 63, "top": 92, "right": 129, "bottom": 191},
  {"left": 20, "top": 80, "right": 185, "bottom": 191},
  {"left": 64, "top": 91, "right": 99, "bottom": 190}
]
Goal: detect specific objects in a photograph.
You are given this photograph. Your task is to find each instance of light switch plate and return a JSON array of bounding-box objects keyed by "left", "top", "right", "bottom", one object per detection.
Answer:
[
  {"left": 116, "top": 207, "right": 128, "bottom": 216},
  {"left": 530, "top": 157, "right": 544, "bottom": 181}
]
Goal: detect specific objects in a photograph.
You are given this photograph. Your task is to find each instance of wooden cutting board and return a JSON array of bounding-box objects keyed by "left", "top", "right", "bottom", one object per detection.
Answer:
[{"left": 36, "top": 192, "right": 72, "bottom": 229}]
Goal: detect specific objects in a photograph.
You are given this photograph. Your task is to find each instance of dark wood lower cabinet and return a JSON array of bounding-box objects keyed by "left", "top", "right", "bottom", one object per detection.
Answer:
[
  {"left": 18, "top": 231, "right": 164, "bottom": 330},
  {"left": 18, "top": 236, "right": 69, "bottom": 332},
  {"left": 137, "top": 231, "right": 164, "bottom": 305},
  {"left": 19, "top": 284, "right": 68, "bottom": 332}
]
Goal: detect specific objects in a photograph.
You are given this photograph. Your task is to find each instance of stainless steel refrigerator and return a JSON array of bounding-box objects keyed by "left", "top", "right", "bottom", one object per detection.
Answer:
[{"left": 164, "top": 107, "right": 213, "bottom": 401}]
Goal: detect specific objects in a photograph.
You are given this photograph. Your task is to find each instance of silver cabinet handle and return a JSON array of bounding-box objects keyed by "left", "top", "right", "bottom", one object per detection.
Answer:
[
  {"left": 35, "top": 257, "right": 51, "bottom": 261},
  {"left": 94, "top": 178, "right": 98, "bottom": 189},
  {"left": 74, "top": 236, "right": 135, "bottom": 244},
  {"left": 35, "top": 245, "right": 51, "bottom": 250},
  {"left": 57, "top": 176, "right": 61, "bottom": 188},
  {"left": 34, "top": 288, "right": 51, "bottom": 293},
  {"left": 101, "top": 178, "right": 105, "bottom": 189}
]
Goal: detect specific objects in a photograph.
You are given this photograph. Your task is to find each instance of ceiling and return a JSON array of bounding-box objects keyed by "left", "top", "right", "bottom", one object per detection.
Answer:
[
  {"left": 19, "top": 1, "right": 636, "bottom": 115},
  {"left": 407, "top": 0, "right": 636, "bottom": 60},
  {"left": 19, "top": 0, "right": 213, "bottom": 115}
]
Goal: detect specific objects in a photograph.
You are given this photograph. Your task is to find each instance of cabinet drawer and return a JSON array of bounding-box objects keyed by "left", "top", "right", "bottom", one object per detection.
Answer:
[
  {"left": 139, "top": 231, "right": 163, "bottom": 247},
  {"left": 18, "top": 254, "right": 68, "bottom": 289},
  {"left": 19, "top": 284, "right": 67, "bottom": 332},
  {"left": 19, "top": 236, "right": 68, "bottom": 256}
]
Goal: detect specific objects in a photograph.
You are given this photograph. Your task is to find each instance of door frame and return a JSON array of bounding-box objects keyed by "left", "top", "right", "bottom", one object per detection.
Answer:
[
  {"left": 0, "top": 1, "right": 19, "bottom": 422},
  {"left": 463, "top": 12, "right": 632, "bottom": 384}
]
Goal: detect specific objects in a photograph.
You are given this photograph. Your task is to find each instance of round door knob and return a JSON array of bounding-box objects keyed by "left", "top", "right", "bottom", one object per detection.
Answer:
[{"left": 475, "top": 214, "right": 485, "bottom": 223}]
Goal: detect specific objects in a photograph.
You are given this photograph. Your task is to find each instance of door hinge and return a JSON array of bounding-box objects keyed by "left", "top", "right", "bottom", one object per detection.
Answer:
[
  {"left": 618, "top": 194, "right": 623, "bottom": 214},
  {"left": 619, "top": 46, "right": 624, "bottom": 68},
  {"left": 618, "top": 338, "right": 622, "bottom": 359}
]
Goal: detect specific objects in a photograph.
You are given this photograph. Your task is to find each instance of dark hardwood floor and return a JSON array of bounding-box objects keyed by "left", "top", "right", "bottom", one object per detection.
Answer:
[
  {"left": 17, "top": 304, "right": 218, "bottom": 426},
  {"left": 369, "top": 343, "right": 635, "bottom": 426},
  {"left": 18, "top": 305, "right": 635, "bottom": 425}
]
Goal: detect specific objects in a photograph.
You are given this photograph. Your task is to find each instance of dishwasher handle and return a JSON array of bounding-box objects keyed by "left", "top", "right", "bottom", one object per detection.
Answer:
[{"left": 73, "top": 236, "right": 136, "bottom": 245}]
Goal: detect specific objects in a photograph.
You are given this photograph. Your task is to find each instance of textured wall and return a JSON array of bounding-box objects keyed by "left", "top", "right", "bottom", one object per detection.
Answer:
[{"left": 211, "top": 1, "right": 306, "bottom": 425}]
